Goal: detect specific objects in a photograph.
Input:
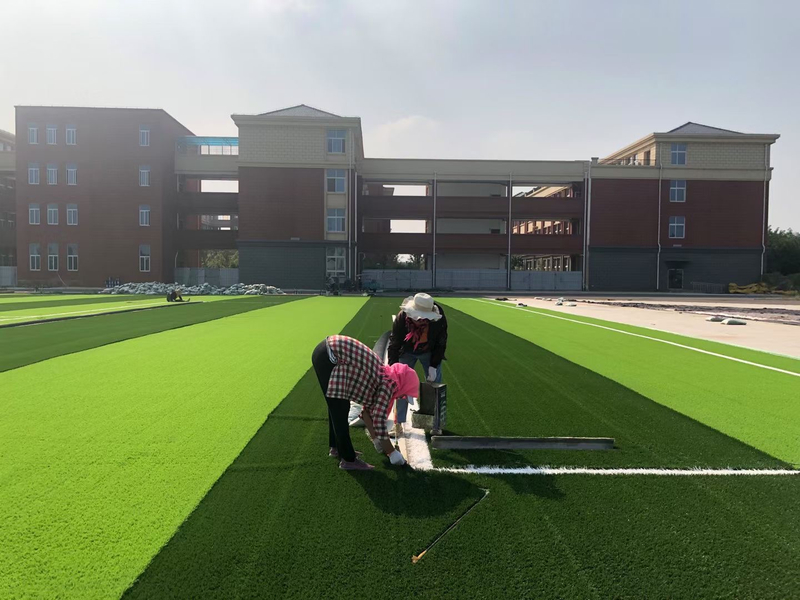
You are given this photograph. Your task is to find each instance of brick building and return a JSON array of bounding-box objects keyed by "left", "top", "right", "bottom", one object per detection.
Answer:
[{"left": 2, "top": 105, "right": 779, "bottom": 291}]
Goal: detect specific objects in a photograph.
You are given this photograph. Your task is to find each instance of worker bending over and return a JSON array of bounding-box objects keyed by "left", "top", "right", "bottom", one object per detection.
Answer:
[
  {"left": 312, "top": 335, "right": 419, "bottom": 471},
  {"left": 388, "top": 293, "right": 448, "bottom": 425}
]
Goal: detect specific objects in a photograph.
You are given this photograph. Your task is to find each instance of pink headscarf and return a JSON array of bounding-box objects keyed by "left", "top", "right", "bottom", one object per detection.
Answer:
[{"left": 382, "top": 362, "right": 420, "bottom": 400}]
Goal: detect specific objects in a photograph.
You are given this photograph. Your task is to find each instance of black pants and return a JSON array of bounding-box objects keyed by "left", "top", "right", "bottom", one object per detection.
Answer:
[{"left": 312, "top": 340, "right": 356, "bottom": 462}]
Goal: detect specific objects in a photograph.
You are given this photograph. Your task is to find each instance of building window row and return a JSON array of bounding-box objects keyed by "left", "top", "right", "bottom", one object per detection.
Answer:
[
  {"left": 139, "top": 244, "right": 151, "bottom": 272},
  {"left": 139, "top": 167, "right": 150, "bottom": 187},
  {"left": 28, "top": 125, "right": 77, "bottom": 146},
  {"left": 325, "top": 247, "right": 345, "bottom": 280},
  {"left": 327, "top": 129, "right": 346, "bottom": 154},
  {"left": 28, "top": 163, "right": 77, "bottom": 185},
  {"left": 326, "top": 169, "right": 346, "bottom": 193},
  {"left": 326, "top": 208, "right": 345, "bottom": 232},
  {"left": 28, "top": 243, "right": 79, "bottom": 272},
  {"left": 28, "top": 203, "right": 79, "bottom": 226},
  {"left": 670, "top": 143, "right": 687, "bottom": 165},
  {"left": 668, "top": 216, "right": 685, "bottom": 239},
  {"left": 669, "top": 179, "right": 686, "bottom": 202}
]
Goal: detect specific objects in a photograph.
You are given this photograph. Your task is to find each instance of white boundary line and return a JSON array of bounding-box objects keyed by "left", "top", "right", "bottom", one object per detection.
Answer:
[
  {"left": 0, "top": 301, "right": 169, "bottom": 322},
  {"left": 399, "top": 423, "right": 798, "bottom": 476},
  {"left": 471, "top": 299, "right": 800, "bottom": 378}
]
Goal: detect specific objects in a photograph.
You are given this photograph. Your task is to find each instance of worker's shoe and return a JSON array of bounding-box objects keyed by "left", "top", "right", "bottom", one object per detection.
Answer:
[
  {"left": 348, "top": 417, "right": 365, "bottom": 428},
  {"left": 339, "top": 458, "right": 375, "bottom": 471},
  {"left": 329, "top": 448, "right": 362, "bottom": 459}
]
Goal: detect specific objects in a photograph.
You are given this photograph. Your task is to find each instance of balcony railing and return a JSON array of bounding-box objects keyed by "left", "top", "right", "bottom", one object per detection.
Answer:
[
  {"left": 598, "top": 157, "right": 657, "bottom": 166},
  {"left": 176, "top": 136, "right": 239, "bottom": 155}
]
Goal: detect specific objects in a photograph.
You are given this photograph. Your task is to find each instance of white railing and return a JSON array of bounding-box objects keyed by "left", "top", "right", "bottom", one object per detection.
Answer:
[{"left": 175, "top": 268, "right": 239, "bottom": 287}]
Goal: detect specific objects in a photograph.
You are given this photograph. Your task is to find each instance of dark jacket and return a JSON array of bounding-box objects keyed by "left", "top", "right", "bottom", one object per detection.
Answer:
[{"left": 387, "top": 302, "right": 448, "bottom": 368}]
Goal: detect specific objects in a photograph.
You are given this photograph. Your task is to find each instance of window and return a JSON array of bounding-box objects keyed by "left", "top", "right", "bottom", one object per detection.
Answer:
[
  {"left": 326, "top": 208, "right": 345, "bottom": 232},
  {"left": 669, "top": 180, "right": 686, "bottom": 202},
  {"left": 28, "top": 125, "right": 38, "bottom": 145},
  {"left": 47, "top": 164, "right": 58, "bottom": 185},
  {"left": 47, "top": 204, "right": 58, "bottom": 225},
  {"left": 139, "top": 166, "right": 150, "bottom": 187},
  {"left": 327, "top": 129, "right": 346, "bottom": 154},
  {"left": 29, "top": 203, "right": 40, "bottom": 225},
  {"left": 140, "top": 127, "right": 150, "bottom": 147},
  {"left": 66, "top": 126, "right": 77, "bottom": 145},
  {"left": 67, "top": 244, "right": 79, "bottom": 271},
  {"left": 47, "top": 126, "right": 57, "bottom": 145},
  {"left": 326, "top": 246, "right": 346, "bottom": 280},
  {"left": 48, "top": 243, "right": 59, "bottom": 271},
  {"left": 29, "top": 243, "right": 41, "bottom": 271},
  {"left": 66, "top": 164, "right": 77, "bottom": 186},
  {"left": 669, "top": 216, "right": 685, "bottom": 239},
  {"left": 326, "top": 169, "right": 346, "bottom": 193},
  {"left": 139, "top": 244, "right": 151, "bottom": 272},
  {"left": 28, "top": 164, "right": 40, "bottom": 185},
  {"left": 643, "top": 150, "right": 651, "bottom": 165},
  {"left": 139, "top": 205, "right": 151, "bottom": 226},
  {"left": 671, "top": 143, "right": 687, "bottom": 165},
  {"left": 67, "top": 204, "right": 78, "bottom": 225}
]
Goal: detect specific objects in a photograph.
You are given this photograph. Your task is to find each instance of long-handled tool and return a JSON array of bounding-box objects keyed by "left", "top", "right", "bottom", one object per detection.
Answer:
[{"left": 411, "top": 488, "right": 490, "bottom": 563}]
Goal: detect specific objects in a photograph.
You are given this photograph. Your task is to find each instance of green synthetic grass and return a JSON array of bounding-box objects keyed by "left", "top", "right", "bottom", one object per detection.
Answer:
[
  {"left": 499, "top": 300, "right": 800, "bottom": 373},
  {"left": 0, "top": 297, "right": 365, "bottom": 599},
  {"left": 432, "top": 306, "right": 789, "bottom": 469},
  {"left": 443, "top": 299, "right": 800, "bottom": 466},
  {"left": 0, "top": 296, "right": 300, "bottom": 372},
  {"left": 0, "top": 295, "right": 242, "bottom": 325},
  {"left": 124, "top": 297, "right": 800, "bottom": 599},
  {"left": 0, "top": 293, "right": 106, "bottom": 303},
  {"left": 0, "top": 294, "right": 151, "bottom": 313}
]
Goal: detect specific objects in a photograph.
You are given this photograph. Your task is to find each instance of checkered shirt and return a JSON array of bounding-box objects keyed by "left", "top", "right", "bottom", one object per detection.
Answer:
[{"left": 326, "top": 335, "right": 396, "bottom": 441}]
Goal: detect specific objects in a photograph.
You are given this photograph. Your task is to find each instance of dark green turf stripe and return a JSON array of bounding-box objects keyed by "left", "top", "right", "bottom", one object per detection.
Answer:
[
  {"left": 123, "top": 297, "right": 800, "bottom": 599},
  {"left": 0, "top": 297, "right": 300, "bottom": 372},
  {"left": 0, "top": 295, "right": 152, "bottom": 313},
  {"left": 434, "top": 306, "right": 789, "bottom": 469}
]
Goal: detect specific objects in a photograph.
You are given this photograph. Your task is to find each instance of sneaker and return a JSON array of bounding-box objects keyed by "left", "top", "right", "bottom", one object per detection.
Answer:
[
  {"left": 348, "top": 417, "right": 365, "bottom": 428},
  {"left": 339, "top": 458, "right": 375, "bottom": 471},
  {"left": 329, "top": 448, "right": 362, "bottom": 459}
]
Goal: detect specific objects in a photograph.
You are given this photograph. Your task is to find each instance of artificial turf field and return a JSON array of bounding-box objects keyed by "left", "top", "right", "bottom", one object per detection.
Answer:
[{"left": 1, "top": 295, "right": 798, "bottom": 599}]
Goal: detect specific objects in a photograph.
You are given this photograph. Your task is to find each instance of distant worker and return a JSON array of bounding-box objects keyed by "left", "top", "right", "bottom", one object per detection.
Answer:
[
  {"left": 166, "top": 289, "right": 185, "bottom": 302},
  {"left": 312, "top": 335, "right": 419, "bottom": 470},
  {"left": 388, "top": 293, "right": 448, "bottom": 425}
]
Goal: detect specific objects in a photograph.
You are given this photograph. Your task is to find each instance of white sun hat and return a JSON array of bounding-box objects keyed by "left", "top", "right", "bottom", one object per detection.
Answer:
[{"left": 400, "top": 293, "right": 442, "bottom": 321}]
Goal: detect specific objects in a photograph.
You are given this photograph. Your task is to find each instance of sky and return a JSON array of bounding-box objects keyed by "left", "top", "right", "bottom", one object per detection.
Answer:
[{"left": 1, "top": 0, "right": 798, "bottom": 229}]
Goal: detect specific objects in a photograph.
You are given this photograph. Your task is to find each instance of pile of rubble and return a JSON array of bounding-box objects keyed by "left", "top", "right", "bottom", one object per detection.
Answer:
[{"left": 99, "top": 282, "right": 284, "bottom": 296}]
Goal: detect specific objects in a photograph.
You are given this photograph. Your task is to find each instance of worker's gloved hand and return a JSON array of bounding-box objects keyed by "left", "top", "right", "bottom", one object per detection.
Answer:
[
  {"left": 427, "top": 366, "right": 438, "bottom": 382},
  {"left": 389, "top": 449, "right": 406, "bottom": 466},
  {"left": 372, "top": 437, "right": 384, "bottom": 453}
]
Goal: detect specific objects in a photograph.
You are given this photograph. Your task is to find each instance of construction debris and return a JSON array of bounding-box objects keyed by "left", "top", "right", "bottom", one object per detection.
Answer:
[{"left": 98, "top": 282, "right": 284, "bottom": 296}]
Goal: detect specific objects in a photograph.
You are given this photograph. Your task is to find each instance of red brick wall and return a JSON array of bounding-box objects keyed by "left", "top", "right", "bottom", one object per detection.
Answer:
[
  {"left": 238, "top": 167, "right": 324, "bottom": 241},
  {"left": 590, "top": 178, "right": 766, "bottom": 249},
  {"left": 661, "top": 180, "right": 766, "bottom": 248},
  {"left": 15, "top": 107, "right": 191, "bottom": 286},
  {"left": 590, "top": 179, "right": 659, "bottom": 247}
]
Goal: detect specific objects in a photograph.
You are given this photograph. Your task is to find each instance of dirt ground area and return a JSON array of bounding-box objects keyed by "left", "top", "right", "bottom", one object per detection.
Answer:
[{"left": 499, "top": 295, "right": 800, "bottom": 359}]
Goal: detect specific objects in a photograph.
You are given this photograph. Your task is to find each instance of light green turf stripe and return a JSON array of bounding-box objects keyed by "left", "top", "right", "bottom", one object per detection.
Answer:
[
  {"left": 493, "top": 300, "right": 800, "bottom": 372},
  {"left": 0, "top": 294, "right": 104, "bottom": 304},
  {"left": 0, "top": 296, "right": 365, "bottom": 600},
  {"left": 0, "top": 295, "right": 242, "bottom": 324},
  {"left": 443, "top": 298, "right": 800, "bottom": 466}
]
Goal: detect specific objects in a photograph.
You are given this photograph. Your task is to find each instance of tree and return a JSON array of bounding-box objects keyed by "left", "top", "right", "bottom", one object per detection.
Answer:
[
  {"left": 511, "top": 255, "right": 526, "bottom": 270},
  {"left": 201, "top": 250, "right": 239, "bottom": 269},
  {"left": 766, "top": 227, "right": 800, "bottom": 275}
]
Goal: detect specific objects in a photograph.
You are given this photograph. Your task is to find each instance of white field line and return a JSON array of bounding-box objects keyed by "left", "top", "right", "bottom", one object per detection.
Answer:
[
  {"left": 0, "top": 301, "right": 168, "bottom": 322},
  {"left": 400, "top": 424, "right": 798, "bottom": 476},
  {"left": 473, "top": 299, "right": 800, "bottom": 379},
  {"left": 433, "top": 465, "right": 799, "bottom": 476}
]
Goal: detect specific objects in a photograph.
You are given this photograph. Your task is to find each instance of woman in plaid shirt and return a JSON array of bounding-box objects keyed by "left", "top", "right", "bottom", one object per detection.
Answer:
[{"left": 312, "top": 335, "right": 420, "bottom": 470}]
